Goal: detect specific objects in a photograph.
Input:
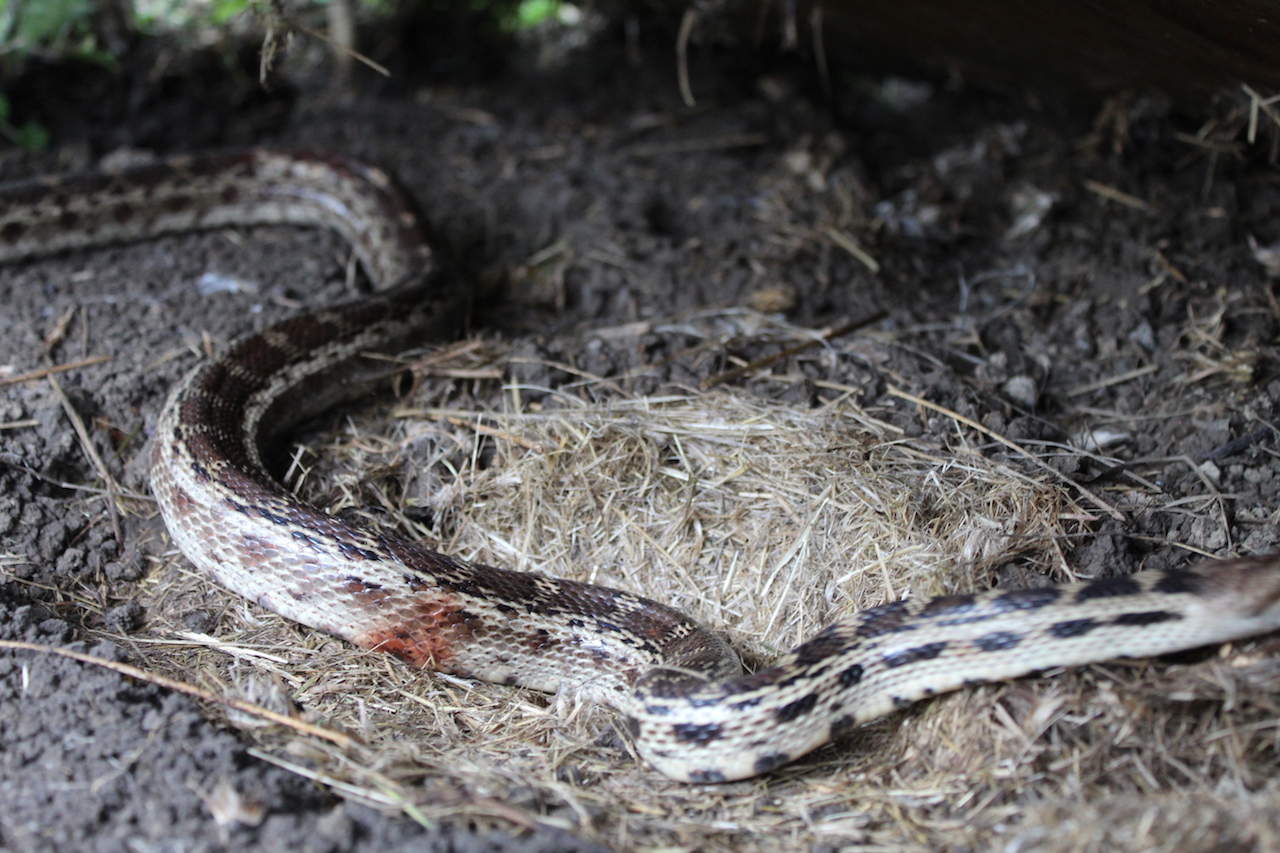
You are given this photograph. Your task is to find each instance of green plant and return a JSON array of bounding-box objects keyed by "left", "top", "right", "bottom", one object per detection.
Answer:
[{"left": 0, "top": 92, "right": 48, "bottom": 151}]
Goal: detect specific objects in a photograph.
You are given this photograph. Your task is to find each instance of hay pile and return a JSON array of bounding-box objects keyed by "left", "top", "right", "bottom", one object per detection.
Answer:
[{"left": 135, "top": 338, "right": 1279, "bottom": 852}]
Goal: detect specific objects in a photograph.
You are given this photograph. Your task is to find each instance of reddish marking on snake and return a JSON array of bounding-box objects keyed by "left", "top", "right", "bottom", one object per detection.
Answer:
[
  {"left": 167, "top": 482, "right": 197, "bottom": 515},
  {"left": 354, "top": 599, "right": 477, "bottom": 669},
  {"left": 344, "top": 577, "right": 393, "bottom": 605}
]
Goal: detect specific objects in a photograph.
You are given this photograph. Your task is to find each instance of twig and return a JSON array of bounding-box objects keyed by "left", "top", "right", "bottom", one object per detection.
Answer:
[
  {"left": 626, "top": 133, "right": 769, "bottom": 159},
  {"left": 1200, "top": 425, "right": 1274, "bottom": 462},
  {"left": 264, "top": 0, "right": 389, "bottom": 79},
  {"left": 0, "top": 354, "right": 111, "bottom": 387},
  {"left": 444, "top": 416, "right": 542, "bottom": 452},
  {"left": 0, "top": 454, "right": 152, "bottom": 501},
  {"left": 825, "top": 227, "right": 880, "bottom": 273},
  {"left": 1180, "top": 454, "right": 1232, "bottom": 552},
  {"left": 248, "top": 748, "right": 541, "bottom": 830},
  {"left": 676, "top": 8, "right": 697, "bottom": 108},
  {"left": 1241, "top": 83, "right": 1280, "bottom": 145},
  {"left": 1064, "top": 363, "right": 1159, "bottom": 398},
  {"left": 289, "top": 17, "right": 390, "bottom": 77},
  {"left": 1083, "top": 180, "right": 1152, "bottom": 212},
  {"left": 47, "top": 373, "right": 123, "bottom": 549},
  {"left": 810, "top": 3, "right": 831, "bottom": 101},
  {"left": 0, "top": 640, "right": 359, "bottom": 748}
]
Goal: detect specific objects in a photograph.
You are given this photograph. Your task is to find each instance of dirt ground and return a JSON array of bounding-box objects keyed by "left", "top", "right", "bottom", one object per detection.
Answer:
[{"left": 2, "top": 14, "right": 1280, "bottom": 853}]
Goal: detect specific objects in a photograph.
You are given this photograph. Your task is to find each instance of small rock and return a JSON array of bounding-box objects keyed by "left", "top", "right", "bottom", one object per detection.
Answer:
[
  {"left": 1071, "top": 427, "right": 1130, "bottom": 452},
  {"left": 1002, "top": 375, "right": 1039, "bottom": 408},
  {"left": 103, "top": 601, "right": 144, "bottom": 634},
  {"left": 1128, "top": 321, "right": 1155, "bottom": 352},
  {"left": 1005, "top": 185, "right": 1055, "bottom": 239},
  {"left": 1248, "top": 234, "right": 1280, "bottom": 277}
]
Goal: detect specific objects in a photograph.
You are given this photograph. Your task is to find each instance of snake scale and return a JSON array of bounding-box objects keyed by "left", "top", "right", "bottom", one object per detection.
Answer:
[{"left": 3, "top": 150, "right": 1280, "bottom": 783}]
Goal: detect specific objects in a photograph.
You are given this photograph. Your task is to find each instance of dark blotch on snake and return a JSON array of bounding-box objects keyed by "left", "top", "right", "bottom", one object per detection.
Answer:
[
  {"left": 525, "top": 628, "right": 557, "bottom": 652},
  {"left": 882, "top": 641, "right": 948, "bottom": 668},
  {"left": 338, "top": 541, "right": 380, "bottom": 561},
  {"left": 752, "top": 752, "right": 792, "bottom": 775},
  {"left": 225, "top": 498, "right": 253, "bottom": 516},
  {"left": 920, "top": 593, "right": 977, "bottom": 617},
  {"left": 829, "top": 714, "right": 857, "bottom": 739},
  {"left": 1049, "top": 618, "right": 1099, "bottom": 638},
  {"left": 777, "top": 665, "right": 828, "bottom": 689},
  {"left": 937, "top": 612, "right": 999, "bottom": 627},
  {"left": 838, "top": 663, "right": 864, "bottom": 687},
  {"left": 775, "top": 692, "right": 820, "bottom": 723},
  {"left": 291, "top": 529, "right": 325, "bottom": 550},
  {"left": 855, "top": 601, "right": 914, "bottom": 637},
  {"left": 672, "top": 722, "right": 724, "bottom": 746},
  {"left": 257, "top": 507, "right": 292, "bottom": 527},
  {"left": 792, "top": 625, "right": 855, "bottom": 667},
  {"left": 994, "top": 587, "right": 1062, "bottom": 611},
  {"left": 1112, "top": 610, "right": 1181, "bottom": 626},
  {"left": 1074, "top": 577, "right": 1142, "bottom": 602},
  {"left": 974, "top": 631, "right": 1022, "bottom": 652},
  {"left": 1154, "top": 570, "right": 1204, "bottom": 596}
]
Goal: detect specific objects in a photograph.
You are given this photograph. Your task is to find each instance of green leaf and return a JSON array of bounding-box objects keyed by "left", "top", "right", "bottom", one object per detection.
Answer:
[
  {"left": 16, "top": 120, "right": 49, "bottom": 153},
  {"left": 211, "top": 0, "right": 252, "bottom": 26},
  {"left": 515, "top": 0, "right": 560, "bottom": 29},
  {"left": 14, "top": 0, "right": 95, "bottom": 43}
]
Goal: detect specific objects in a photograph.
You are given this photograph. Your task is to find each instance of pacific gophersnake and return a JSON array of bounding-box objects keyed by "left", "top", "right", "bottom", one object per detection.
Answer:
[{"left": 3, "top": 150, "right": 1278, "bottom": 782}]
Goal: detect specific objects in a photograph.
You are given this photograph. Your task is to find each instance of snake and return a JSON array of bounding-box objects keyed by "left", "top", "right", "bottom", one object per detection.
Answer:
[{"left": 3, "top": 149, "right": 1280, "bottom": 783}]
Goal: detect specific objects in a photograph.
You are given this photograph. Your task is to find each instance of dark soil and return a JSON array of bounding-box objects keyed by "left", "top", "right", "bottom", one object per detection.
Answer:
[{"left": 2, "top": 17, "right": 1279, "bottom": 853}]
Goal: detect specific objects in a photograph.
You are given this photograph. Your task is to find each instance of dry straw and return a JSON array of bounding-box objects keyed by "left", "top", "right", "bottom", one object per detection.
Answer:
[{"left": 132, "top": 339, "right": 1279, "bottom": 852}]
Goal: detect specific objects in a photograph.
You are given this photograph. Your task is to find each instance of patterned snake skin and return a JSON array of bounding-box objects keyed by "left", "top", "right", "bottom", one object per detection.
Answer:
[{"left": 4, "top": 150, "right": 1280, "bottom": 783}]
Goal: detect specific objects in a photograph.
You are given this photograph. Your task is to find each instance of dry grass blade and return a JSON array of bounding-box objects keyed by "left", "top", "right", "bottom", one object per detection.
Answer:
[
  {"left": 46, "top": 372, "right": 123, "bottom": 547},
  {"left": 0, "top": 640, "right": 359, "bottom": 748},
  {"left": 0, "top": 353, "right": 111, "bottom": 387},
  {"left": 1083, "top": 179, "right": 1152, "bottom": 212}
]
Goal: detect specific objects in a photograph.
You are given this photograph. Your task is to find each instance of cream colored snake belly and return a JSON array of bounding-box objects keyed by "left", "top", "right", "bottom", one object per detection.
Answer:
[{"left": 4, "top": 150, "right": 1280, "bottom": 783}]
